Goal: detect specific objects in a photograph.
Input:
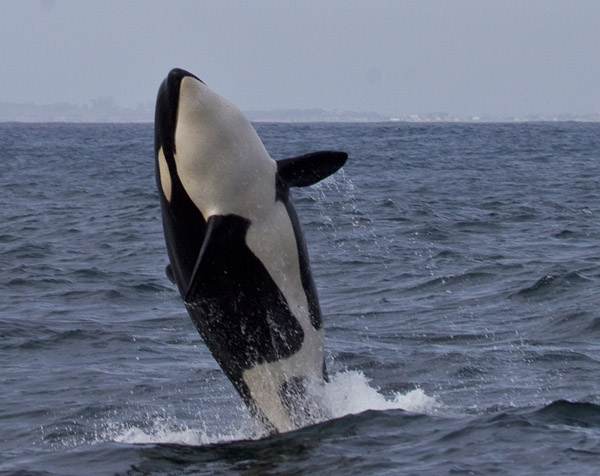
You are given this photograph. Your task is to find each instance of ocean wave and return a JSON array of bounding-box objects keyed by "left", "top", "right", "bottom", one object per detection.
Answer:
[
  {"left": 67, "top": 400, "right": 600, "bottom": 475},
  {"left": 512, "top": 271, "right": 593, "bottom": 299},
  {"left": 587, "top": 316, "right": 600, "bottom": 332},
  {"left": 435, "top": 399, "right": 600, "bottom": 448},
  {"left": 406, "top": 271, "right": 497, "bottom": 294},
  {"left": 533, "top": 399, "right": 600, "bottom": 428},
  {"left": 1, "top": 326, "right": 128, "bottom": 351}
]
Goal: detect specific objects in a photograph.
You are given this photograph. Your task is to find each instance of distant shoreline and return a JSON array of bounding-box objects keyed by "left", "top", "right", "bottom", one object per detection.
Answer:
[
  {"left": 2, "top": 118, "right": 600, "bottom": 124},
  {"left": 1, "top": 102, "right": 599, "bottom": 123}
]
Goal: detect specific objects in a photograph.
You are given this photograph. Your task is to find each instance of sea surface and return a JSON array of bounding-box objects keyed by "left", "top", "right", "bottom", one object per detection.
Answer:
[{"left": 1, "top": 121, "right": 599, "bottom": 475}]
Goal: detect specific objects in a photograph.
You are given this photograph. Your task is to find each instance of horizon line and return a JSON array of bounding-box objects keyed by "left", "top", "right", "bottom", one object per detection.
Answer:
[{"left": 1, "top": 100, "right": 599, "bottom": 123}]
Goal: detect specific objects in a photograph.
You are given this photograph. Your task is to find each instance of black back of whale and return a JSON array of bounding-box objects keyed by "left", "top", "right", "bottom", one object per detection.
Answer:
[{"left": 154, "top": 68, "right": 348, "bottom": 415}]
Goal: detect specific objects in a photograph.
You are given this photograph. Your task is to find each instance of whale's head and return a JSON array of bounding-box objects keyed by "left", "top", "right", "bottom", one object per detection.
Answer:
[
  {"left": 153, "top": 68, "right": 274, "bottom": 212},
  {"left": 155, "top": 68, "right": 255, "bottom": 161}
]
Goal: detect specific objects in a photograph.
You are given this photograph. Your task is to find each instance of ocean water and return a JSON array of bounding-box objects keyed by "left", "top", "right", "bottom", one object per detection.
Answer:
[{"left": 1, "top": 121, "right": 599, "bottom": 475}]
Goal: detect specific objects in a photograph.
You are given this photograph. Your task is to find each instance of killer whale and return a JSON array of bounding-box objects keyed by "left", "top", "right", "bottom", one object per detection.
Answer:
[{"left": 154, "top": 68, "right": 347, "bottom": 433}]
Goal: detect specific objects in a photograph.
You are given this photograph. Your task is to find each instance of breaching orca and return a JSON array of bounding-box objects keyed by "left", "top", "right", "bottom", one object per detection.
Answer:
[{"left": 154, "top": 68, "right": 347, "bottom": 433}]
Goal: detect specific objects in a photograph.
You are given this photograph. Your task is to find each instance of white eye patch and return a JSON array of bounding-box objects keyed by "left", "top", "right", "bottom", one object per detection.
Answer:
[{"left": 157, "top": 147, "right": 172, "bottom": 202}]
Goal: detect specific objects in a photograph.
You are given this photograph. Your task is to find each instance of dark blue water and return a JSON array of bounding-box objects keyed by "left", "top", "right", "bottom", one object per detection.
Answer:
[{"left": 1, "top": 122, "right": 599, "bottom": 475}]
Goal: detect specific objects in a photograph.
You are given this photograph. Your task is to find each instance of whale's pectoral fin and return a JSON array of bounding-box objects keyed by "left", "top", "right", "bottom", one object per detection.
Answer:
[
  {"left": 183, "top": 214, "right": 249, "bottom": 303},
  {"left": 277, "top": 150, "right": 348, "bottom": 187},
  {"left": 165, "top": 264, "right": 176, "bottom": 284}
]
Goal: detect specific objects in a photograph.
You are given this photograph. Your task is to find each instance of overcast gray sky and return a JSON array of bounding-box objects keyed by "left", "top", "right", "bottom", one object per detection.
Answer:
[{"left": 2, "top": 0, "right": 599, "bottom": 117}]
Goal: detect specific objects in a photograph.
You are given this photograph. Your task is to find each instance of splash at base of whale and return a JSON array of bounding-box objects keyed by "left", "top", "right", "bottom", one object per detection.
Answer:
[
  {"left": 154, "top": 68, "right": 348, "bottom": 433},
  {"left": 111, "top": 370, "right": 440, "bottom": 444}
]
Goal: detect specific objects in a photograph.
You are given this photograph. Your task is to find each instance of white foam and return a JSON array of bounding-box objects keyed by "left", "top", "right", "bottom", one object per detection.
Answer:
[
  {"left": 106, "top": 415, "right": 255, "bottom": 446},
  {"left": 321, "top": 370, "right": 440, "bottom": 418},
  {"left": 114, "top": 424, "right": 209, "bottom": 445}
]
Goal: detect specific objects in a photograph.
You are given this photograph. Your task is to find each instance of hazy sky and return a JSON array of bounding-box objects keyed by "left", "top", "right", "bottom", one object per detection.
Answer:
[{"left": 2, "top": 0, "right": 600, "bottom": 117}]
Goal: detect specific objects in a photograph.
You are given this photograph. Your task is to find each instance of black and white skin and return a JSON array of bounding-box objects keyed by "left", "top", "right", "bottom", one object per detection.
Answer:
[{"left": 154, "top": 68, "right": 347, "bottom": 433}]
